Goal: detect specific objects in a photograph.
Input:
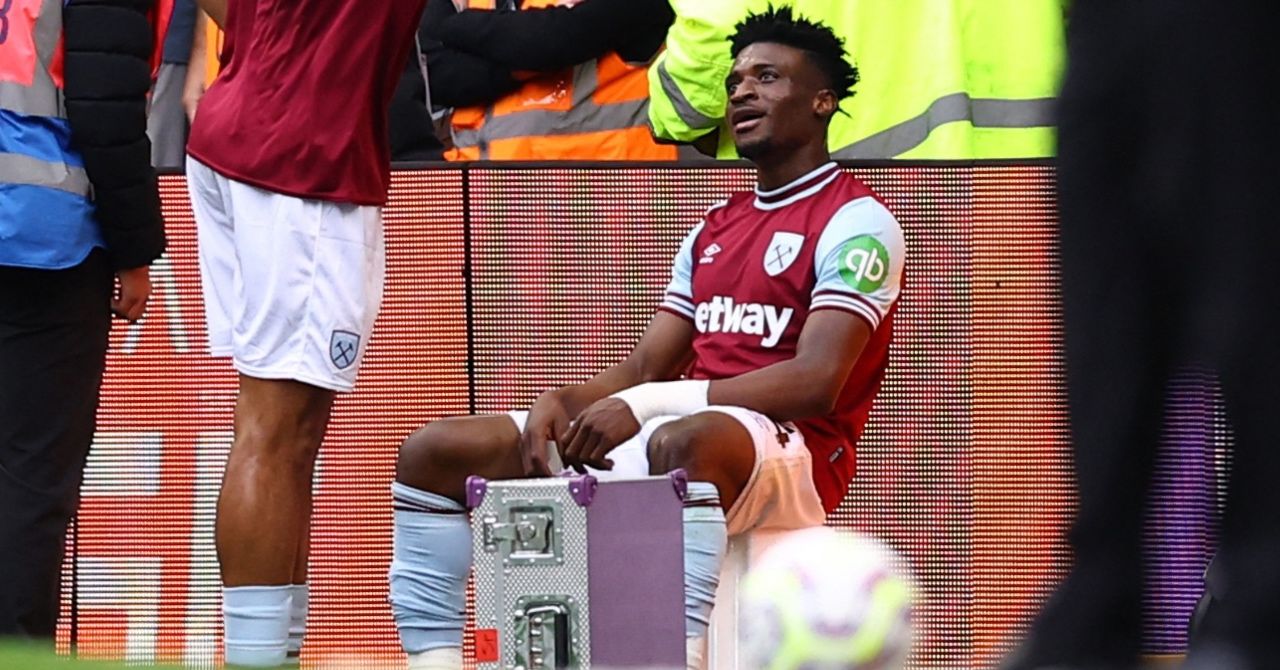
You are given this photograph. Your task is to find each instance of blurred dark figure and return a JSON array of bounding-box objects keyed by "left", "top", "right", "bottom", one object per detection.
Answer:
[
  {"left": 1, "top": 0, "right": 165, "bottom": 640},
  {"left": 422, "top": 0, "right": 676, "bottom": 160},
  {"left": 389, "top": 25, "right": 447, "bottom": 162},
  {"left": 148, "top": 0, "right": 198, "bottom": 168},
  {"left": 416, "top": 0, "right": 522, "bottom": 115},
  {"left": 1186, "top": 552, "right": 1224, "bottom": 648},
  {"left": 1004, "top": 2, "right": 1280, "bottom": 669}
]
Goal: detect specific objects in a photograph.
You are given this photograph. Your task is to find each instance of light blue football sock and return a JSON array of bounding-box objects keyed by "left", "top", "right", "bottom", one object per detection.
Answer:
[
  {"left": 388, "top": 482, "right": 472, "bottom": 654},
  {"left": 683, "top": 482, "right": 727, "bottom": 638},
  {"left": 287, "top": 583, "right": 307, "bottom": 656},
  {"left": 223, "top": 585, "right": 291, "bottom": 667}
]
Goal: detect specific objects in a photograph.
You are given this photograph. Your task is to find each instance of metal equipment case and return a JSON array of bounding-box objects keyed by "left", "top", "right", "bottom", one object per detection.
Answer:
[{"left": 467, "top": 472, "right": 687, "bottom": 669}]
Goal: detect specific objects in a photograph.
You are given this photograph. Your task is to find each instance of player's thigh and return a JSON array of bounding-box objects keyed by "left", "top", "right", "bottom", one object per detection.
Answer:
[
  {"left": 646, "top": 411, "right": 756, "bottom": 511},
  {"left": 653, "top": 406, "right": 826, "bottom": 536},
  {"left": 396, "top": 414, "right": 523, "bottom": 500}
]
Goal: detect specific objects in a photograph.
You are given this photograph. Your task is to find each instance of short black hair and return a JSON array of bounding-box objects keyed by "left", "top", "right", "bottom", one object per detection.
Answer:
[{"left": 729, "top": 5, "right": 859, "bottom": 102}]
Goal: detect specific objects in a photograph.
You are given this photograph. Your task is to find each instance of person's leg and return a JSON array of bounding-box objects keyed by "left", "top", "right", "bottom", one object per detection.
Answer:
[
  {"left": 191, "top": 158, "right": 298, "bottom": 666},
  {"left": 146, "top": 62, "right": 191, "bottom": 170},
  {"left": 0, "top": 254, "right": 112, "bottom": 638},
  {"left": 1004, "top": 4, "right": 1177, "bottom": 667},
  {"left": 646, "top": 407, "right": 824, "bottom": 670},
  {"left": 287, "top": 522, "right": 310, "bottom": 661},
  {"left": 219, "top": 378, "right": 332, "bottom": 585},
  {"left": 1191, "top": 357, "right": 1280, "bottom": 669},
  {"left": 390, "top": 414, "right": 526, "bottom": 669},
  {"left": 217, "top": 376, "right": 333, "bottom": 667},
  {"left": 200, "top": 169, "right": 386, "bottom": 666},
  {"left": 646, "top": 414, "right": 740, "bottom": 670},
  {"left": 1183, "top": 5, "right": 1280, "bottom": 668}
]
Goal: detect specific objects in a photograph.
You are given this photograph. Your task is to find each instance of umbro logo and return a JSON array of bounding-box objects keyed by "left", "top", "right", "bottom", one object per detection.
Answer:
[{"left": 700, "top": 243, "right": 723, "bottom": 265}]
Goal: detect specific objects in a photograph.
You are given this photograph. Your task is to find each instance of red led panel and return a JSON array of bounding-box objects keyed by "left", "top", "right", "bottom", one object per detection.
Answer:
[
  {"left": 64, "top": 163, "right": 1217, "bottom": 669},
  {"left": 70, "top": 171, "right": 467, "bottom": 668}
]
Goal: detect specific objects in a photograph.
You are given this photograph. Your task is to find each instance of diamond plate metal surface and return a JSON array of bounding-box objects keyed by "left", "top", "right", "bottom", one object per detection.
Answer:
[{"left": 473, "top": 478, "right": 593, "bottom": 669}]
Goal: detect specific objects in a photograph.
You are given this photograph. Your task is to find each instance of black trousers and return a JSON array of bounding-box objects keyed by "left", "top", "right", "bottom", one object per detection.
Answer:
[
  {"left": 0, "top": 251, "right": 112, "bottom": 638},
  {"left": 1036, "top": 0, "right": 1280, "bottom": 665}
]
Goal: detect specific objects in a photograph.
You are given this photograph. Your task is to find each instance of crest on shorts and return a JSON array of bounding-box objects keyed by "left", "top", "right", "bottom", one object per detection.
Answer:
[
  {"left": 329, "top": 330, "right": 360, "bottom": 370},
  {"left": 763, "top": 231, "right": 804, "bottom": 277}
]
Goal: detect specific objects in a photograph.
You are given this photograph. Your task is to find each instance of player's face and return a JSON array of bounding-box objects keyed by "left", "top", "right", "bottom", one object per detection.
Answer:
[{"left": 726, "top": 42, "right": 835, "bottom": 162}]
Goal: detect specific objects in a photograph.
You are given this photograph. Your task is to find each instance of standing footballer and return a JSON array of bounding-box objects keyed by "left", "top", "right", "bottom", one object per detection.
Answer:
[
  {"left": 387, "top": 7, "right": 905, "bottom": 669},
  {"left": 186, "top": 0, "right": 426, "bottom": 666}
]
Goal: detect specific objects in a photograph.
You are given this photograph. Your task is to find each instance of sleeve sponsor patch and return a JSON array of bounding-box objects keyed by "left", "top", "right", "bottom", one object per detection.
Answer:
[{"left": 837, "top": 235, "right": 891, "bottom": 293}]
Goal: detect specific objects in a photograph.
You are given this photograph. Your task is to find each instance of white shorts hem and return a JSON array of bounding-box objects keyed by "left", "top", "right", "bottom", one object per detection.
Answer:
[{"left": 232, "top": 359, "right": 355, "bottom": 393}]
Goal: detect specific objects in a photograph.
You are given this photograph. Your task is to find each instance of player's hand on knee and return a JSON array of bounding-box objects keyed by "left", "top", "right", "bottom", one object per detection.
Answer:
[
  {"left": 520, "top": 390, "right": 572, "bottom": 476},
  {"left": 560, "top": 398, "right": 640, "bottom": 473}
]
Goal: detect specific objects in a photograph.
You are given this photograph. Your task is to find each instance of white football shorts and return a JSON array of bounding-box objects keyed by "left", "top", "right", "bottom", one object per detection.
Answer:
[
  {"left": 507, "top": 405, "right": 826, "bottom": 536},
  {"left": 187, "top": 157, "right": 385, "bottom": 392}
]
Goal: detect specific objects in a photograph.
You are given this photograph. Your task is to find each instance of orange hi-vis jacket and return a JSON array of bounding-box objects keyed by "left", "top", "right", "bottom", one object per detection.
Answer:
[{"left": 446, "top": 0, "right": 676, "bottom": 160}]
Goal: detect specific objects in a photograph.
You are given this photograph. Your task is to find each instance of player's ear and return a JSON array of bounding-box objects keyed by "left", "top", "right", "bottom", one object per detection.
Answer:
[{"left": 813, "top": 89, "right": 837, "bottom": 119}]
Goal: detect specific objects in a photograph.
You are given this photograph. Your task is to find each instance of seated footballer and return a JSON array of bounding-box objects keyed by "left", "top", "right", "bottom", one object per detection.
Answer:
[{"left": 387, "top": 7, "right": 905, "bottom": 669}]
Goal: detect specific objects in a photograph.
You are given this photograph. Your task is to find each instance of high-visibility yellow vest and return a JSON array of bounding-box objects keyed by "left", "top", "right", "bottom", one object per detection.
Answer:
[
  {"left": 649, "top": 0, "right": 1065, "bottom": 159},
  {"left": 446, "top": 0, "right": 677, "bottom": 160}
]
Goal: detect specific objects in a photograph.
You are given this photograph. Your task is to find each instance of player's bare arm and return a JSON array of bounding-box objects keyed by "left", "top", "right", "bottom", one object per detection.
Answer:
[
  {"left": 561, "top": 309, "right": 871, "bottom": 471},
  {"left": 195, "top": 0, "right": 226, "bottom": 29},
  {"left": 519, "top": 310, "right": 694, "bottom": 474},
  {"left": 707, "top": 310, "right": 870, "bottom": 417}
]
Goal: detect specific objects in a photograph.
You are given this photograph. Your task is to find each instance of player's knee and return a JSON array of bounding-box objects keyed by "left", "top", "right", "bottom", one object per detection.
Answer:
[
  {"left": 234, "top": 414, "right": 323, "bottom": 468},
  {"left": 395, "top": 421, "right": 459, "bottom": 491},
  {"left": 648, "top": 415, "right": 755, "bottom": 510},
  {"left": 238, "top": 379, "right": 333, "bottom": 451},
  {"left": 646, "top": 421, "right": 708, "bottom": 478}
]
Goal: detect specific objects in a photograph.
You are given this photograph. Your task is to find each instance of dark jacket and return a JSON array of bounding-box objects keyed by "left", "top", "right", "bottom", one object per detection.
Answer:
[
  {"left": 389, "top": 40, "right": 448, "bottom": 162},
  {"left": 64, "top": 0, "right": 166, "bottom": 270},
  {"left": 422, "top": 0, "right": 674, "bottom": 108}
]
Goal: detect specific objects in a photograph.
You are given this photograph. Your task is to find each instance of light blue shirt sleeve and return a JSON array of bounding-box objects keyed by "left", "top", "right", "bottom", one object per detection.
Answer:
[
  {"left": 810, "top": 197, "right": 906, "bottom": 330},
  {"left": 660, "top": 221, "right": 704, "bottom": 319}
]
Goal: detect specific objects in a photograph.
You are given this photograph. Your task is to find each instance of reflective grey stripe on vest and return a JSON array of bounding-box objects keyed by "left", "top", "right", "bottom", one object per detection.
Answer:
[
  {"left": 454, "top": 60, "right": 652, "bottom": 157},
  {"left": 0, "top": 0, "right": 67, "bottom": 118},
  {"left": 655, "top": 60, "right": 716, "bottom": 131},
  {"left": 0, "top": 152, "right": 90, "bottom": 195},
  {"left": 833, "top": 93, "right": 1056, "bottom": 159}
]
